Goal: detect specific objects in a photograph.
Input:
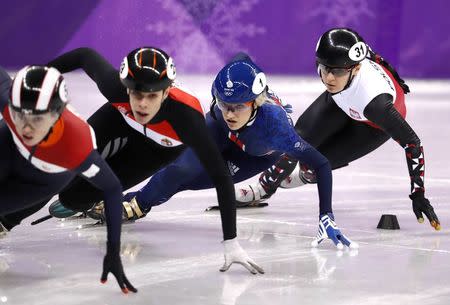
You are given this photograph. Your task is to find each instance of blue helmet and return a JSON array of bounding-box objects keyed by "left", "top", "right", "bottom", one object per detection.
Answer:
[{"left": 212, "top": 59, "right": 267, "bottom": 104}]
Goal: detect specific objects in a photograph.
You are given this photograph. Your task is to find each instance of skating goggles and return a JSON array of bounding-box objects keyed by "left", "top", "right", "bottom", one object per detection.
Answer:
[
  {"left": 317, "top": 63, "right": 354, "bottom": 77},
  {"left": 216, "top": 100, "right": 254, "bottom": 113},
  {"left": 9, "top": 107, "right": 55, "bottom": 129}
]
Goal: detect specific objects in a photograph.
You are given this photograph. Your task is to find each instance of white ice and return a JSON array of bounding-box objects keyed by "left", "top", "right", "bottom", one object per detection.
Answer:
[{"left": 1, "top": 73, "right": 449, "bottom": 305}]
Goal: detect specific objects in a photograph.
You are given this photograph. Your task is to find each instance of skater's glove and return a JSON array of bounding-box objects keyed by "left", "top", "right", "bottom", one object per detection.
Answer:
[
  {"left": 220, "top": 237, "right": 264, "bottom": 275},
  {"left": 410, "top": 192, "right": 441, "bottom": 230},
  {"left": 311, "top": 213, "right": 359, "bottom": 250},
  {"left": 101, "top": 241, "right": 138, "bottom": 294}
]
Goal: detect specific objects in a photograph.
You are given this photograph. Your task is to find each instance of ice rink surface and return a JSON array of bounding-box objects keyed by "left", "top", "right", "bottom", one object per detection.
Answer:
[{"left": 1, "top": 72, "right": 449, "bottom": 305}]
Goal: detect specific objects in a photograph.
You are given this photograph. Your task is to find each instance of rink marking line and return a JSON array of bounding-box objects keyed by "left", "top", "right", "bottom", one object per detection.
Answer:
[
  {"left": 248, "top": 230, "right": 450, "bottom": 254},
  {"left": 234, "top": 216, "right": 376, "bottom": 234},
  {"left": 145, "top": 212, "right": 450, "bottom": 255},
  {"left": 9, "top": 208, "right": 448, "bottom": 263},
  {"left": 116, "top": 248, "right": 324, "bottom": 287},
  {"left": 358, "top": 242, "right": 450, "bottom": 254},
  {"left": 138, "top": 210, "right": 449, "bottom": 241},
  {"left": 344, "top": 172, "right": 450, "bottom": 184},
  {"left": 29, "top": 209, "right": 449, "bottom": 244}
]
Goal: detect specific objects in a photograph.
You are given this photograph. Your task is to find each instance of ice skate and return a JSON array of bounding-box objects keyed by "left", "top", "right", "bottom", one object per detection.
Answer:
[
  {"left": 48, "top": 199, "right": 80, "bottom": 219},
  {"left": 235, "top": 183, "right": 271, "bottom": 207},
  {"left": 280, "top": 163, "right": 316, "bottom": 188},
  {"left": 87, "top": 197, "right": 148, "bottom": 223}
]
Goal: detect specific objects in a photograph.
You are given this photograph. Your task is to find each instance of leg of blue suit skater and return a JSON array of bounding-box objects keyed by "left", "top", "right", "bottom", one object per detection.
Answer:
[{"left": 131, "top": 143, "right": 281, "bottom": 211}]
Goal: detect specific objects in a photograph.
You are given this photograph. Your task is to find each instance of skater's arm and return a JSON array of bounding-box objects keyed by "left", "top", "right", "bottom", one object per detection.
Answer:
[
  {"left": 283, "top": 139, "right": 332, "bottom": 215},
  {"left": 364, "top": 94, "right": 424, "bottom": 194},
  {"left": 173, "top": 105, "right": 237, "bottom": 241},
  {"left": 267, "top": 112, "right": 332, "bottom": 215},
  {"left": 47, "top": 48, "right": 127, "bottom": 101},
  {"left": 76, "top": 151, "right": 123, "bottom": 244},
  {"left": 364, "top": 94, "right": 419, "bottom": 147},
  {"left": 364, "top": 94, "right": 440, "bottom": 230},
  {"left": 77, "top": 151, "right": 138, "bottom": 292}
]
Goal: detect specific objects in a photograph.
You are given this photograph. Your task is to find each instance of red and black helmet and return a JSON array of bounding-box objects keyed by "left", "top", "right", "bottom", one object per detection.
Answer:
[
  {"left": 119, "top": 47, "right": 176, "bottom": 92},
  {"left": 9, "top": 65, "right": 68, "bottom": 114}
]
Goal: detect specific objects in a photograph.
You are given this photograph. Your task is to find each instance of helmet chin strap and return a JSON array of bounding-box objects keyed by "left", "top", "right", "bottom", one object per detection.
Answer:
[
  {"left": 209, "top": 98, "right": 218, "bottom": 120},
  {"left": 25, "top": 110, "right": 63, "bottom": 162},
  {"left": 37, "top": 111, "right": 63, "bottom": 146},
  {"left": 237, "top": 103, "right": 258, "bottom": 132},
  {"left": 342, "top": 69, "right": 355, "bottom": 91},
  {"left": 146, "top": 94, "right": 166, "bottom": 124},
  {"left": 28, "top": 120, "right": 56, "bottom": 161},
  {"left": 247, "top": 106, "right": 258, "bottom": 124}
]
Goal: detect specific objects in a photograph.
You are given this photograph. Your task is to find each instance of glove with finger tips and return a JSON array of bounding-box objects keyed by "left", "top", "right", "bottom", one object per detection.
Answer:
[
  {"left": 101, "top": 241, "right": 138, "bottom": 294},
  {"left": 410, "top": 192, "right": 441, "bottom": 230},
  {"left": 311, "top": 213, "right": 358, "bottom": 250},
  {"left": 221, "top": 237, "right": 264, "bottom": 275}
]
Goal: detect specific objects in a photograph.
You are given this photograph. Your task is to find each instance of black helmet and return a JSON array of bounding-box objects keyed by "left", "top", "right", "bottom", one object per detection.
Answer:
[
  {"left": 316, "top": 28, "right": 368, "bottom": 68},
  {"left": 119, "top": 47, "right": 176, "bottom": 92},
  {"left": 9, "top": 65, "right": 68, "bottom": 114}
]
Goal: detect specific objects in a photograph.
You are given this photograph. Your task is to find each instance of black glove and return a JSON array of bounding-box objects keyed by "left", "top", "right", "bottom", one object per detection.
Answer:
[
  {"left": 101, "top": 241, "right": 138, "bottom": 294},
  {"left": 410, "top": 192, "right": 441, "bottom": 230}
]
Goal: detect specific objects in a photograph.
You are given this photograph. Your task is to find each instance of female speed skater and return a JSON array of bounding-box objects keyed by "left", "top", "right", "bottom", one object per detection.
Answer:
[{"left": 236, "top": 28, "right": 440, "bottom": 231}]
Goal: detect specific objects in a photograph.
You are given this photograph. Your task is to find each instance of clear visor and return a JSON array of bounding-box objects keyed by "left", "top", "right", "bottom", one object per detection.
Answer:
[
  {"left": 317, "top": 63, "right": 354, "bottom": 77},
  {"left": 216, "top": 98, "right": 253, "bottom": 113},
  {"left": 9, "top": 106, "right": 56, "bottom": 129}
]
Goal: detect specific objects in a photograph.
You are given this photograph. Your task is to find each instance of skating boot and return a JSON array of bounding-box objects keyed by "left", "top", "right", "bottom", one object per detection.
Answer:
[{"left": 87, "top": 197, "right": 148, "bottom": 223}]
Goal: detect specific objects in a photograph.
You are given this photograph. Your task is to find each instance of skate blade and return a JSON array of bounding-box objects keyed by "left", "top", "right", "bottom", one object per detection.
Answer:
[
  {"left": 205, "top": 202, "right": 268, "bottom": 211},
  {"left": 76, "top": 221, "right": 104, "bottom": 229}
]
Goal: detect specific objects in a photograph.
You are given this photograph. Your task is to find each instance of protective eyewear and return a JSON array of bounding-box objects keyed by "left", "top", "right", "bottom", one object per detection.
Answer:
[
  {"left": 216, "top": 99, "right": 253, "bottom": 113},
  {"left": 9, "top": 107, "right": 54, "bottom": 129},
  {"left": 317, "top": 63, "right": 354, "bottom": 77}
]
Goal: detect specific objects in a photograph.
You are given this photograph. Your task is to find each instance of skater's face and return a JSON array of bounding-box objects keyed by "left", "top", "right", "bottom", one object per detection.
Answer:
[
  {"left": 319, "top": 63, "right": 361, "bottom": 93},
  {"left": 128, "top": 88, "right": 170, "bottom": 124},
  {"left": 10, "top": 107, "right": 60, "bottom": 146},
  {"left": 218, "top": 100, "right": 255, "bottom": 130}
]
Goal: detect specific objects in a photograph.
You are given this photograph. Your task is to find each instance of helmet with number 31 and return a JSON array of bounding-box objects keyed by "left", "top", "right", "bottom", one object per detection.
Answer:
[{"left": 316, "top": 28, "right": 369, "bottom": 68}]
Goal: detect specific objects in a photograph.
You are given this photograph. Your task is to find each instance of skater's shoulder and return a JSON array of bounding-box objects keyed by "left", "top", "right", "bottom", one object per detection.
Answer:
[
  {"left": 167, "top": 86, "right": 204, "bottom": 116},
  {"left": 357, "top": 59, "right": 395, "bottom": 92},
  {"left": 255, "top": 103, "right": 292, "bottom": 129},
  {"left": 58, "top": 106, "right": 96, "bottom": 156},
  {"left": 256, "top": 97, "right": 290, "bottom": 117}
]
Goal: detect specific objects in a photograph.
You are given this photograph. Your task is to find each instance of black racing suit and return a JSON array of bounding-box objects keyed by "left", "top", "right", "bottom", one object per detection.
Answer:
[{"left": 260, "top": 54, "right": 421, "bottom": 193}]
